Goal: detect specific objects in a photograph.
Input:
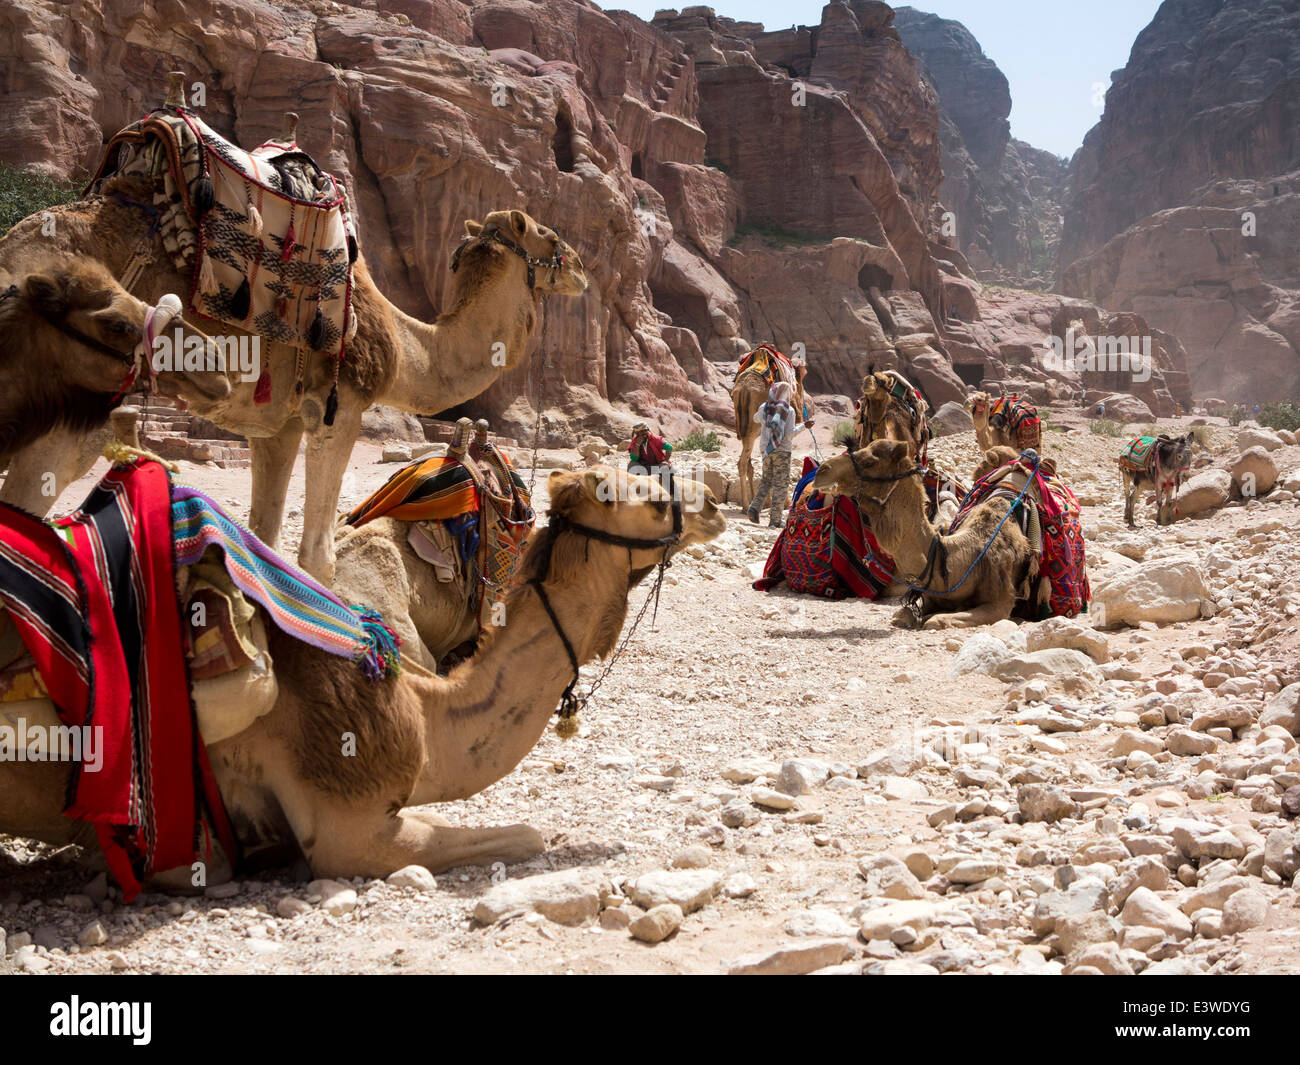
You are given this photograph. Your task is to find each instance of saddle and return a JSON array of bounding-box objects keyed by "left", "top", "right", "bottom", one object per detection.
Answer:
[
  {"left": 89, "top": 106, "right": 359, "bottom": 411},
  {"left": 736, "top": 343, "right": 797, "bottom": 388},
  {"left": 949, "top": 454, "right": 1089, "bottom": 619},
  {"left": 988, "top": 395, "right": 1041, "bottom": 451},
  {"left": 344, "top": 427, "right": 535, "bottom": 629}
]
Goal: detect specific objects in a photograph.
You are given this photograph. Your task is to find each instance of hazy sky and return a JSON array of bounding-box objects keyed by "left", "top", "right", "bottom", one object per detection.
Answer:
[{"left": 608, "top": 0, "right": 1165, "bottom": 159}]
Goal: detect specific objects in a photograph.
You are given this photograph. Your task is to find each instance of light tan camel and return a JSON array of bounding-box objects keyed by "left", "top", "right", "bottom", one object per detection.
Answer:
[
  {"left": 332, "top": 474, "right": 718, "bottom": 670},
  {"left": 0, "top": 186, "right": 587, "bottom": 581},
  {"left": 0, "top": 258, "right": 226, "bottom": 465},
  {"left": 732, "top": 352, "right": 806, "bottom": 508},
  {"left": 852, "top": 368, "right": 930, "bottom": 456},
  {"left": 0, "top": 467, "right": 725, "bottom": 882},
  {"left": 812, "top": 439, "right": 1038, "bottom": 629},
  {"left": 966, "top": 391, "right": 1041, "bottom": 454}
]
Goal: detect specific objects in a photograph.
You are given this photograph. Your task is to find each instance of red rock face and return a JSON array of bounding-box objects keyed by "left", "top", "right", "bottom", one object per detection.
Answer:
[
  {"left": 0, "top": 0, "right": 1182, "bottom": 441},
  {"left": 1058, "top": 0, "right": 1300, "bottom": 402}
]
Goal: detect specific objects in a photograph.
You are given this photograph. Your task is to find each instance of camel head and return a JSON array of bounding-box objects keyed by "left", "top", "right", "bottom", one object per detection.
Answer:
[
  {"left": 461, "top": 210, "right": 588, "bottom": 297},
  {"left": 543, "top": 466, "right": 725, "bottom": 577},
  {"left": 973, "top": 445, "right": 1020, "bottom": 481},
  {"left": 965, "top": 390, "right": 991, "bottom": 423},
  {"left": 0, "top": 261, "right": 227, "bottom": 457},
  {"left": 812, "top": 438, "right": 915, "bottom": 501}
]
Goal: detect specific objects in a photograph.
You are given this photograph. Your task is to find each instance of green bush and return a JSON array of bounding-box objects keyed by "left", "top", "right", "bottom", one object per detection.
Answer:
[
  {"left": 727, "top": 221, "right": 823, "bottom": 248},
  {"left": 1259, "top": 402, "right": 1300, "bottom": 432},
  {"left": 0, "top": 163, "right": 79, "bottom": 235},
  {"left": 832, "top": 420, "right": 856, "bottom": 448},
  {"left": 1227, "top": 405, "right": 1246, "bottom": 427},
  {"left": 1089, "top": 418, "right": 1123, "bottom": 437},
  {"left": 676, "top": 429, "right": 721, "bottom": 452}
]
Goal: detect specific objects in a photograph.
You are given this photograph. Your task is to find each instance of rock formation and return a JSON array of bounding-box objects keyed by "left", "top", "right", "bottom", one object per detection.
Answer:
[
  {"left": 0, "top": 0, "right": 1189, "bottom": 442},
  {"left": 1059, "top": 0, "right": 1300, "bottom": 403}
]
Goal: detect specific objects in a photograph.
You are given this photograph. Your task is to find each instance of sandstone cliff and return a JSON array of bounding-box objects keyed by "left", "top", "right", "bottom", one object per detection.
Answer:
[
  {"left": 1058, "top": 0, "right": 1300, "bottom": 403},
  {"left": 0, "top": 0, "right": 1188, "bottom": 441}
]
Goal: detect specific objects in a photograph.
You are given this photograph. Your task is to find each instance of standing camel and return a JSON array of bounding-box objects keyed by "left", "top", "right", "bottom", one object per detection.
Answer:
[
  {"left": 732, "top": 344, "right": 806, "bottom": 508},
  {"left": 0, "top": 114, "right": 587, "bottom": 582},
  {"left": 0, "top": 466, "right": 725, "bottom": 883},
  {"left": 852, "top": 367, "right": 931, "bottom": 457}
]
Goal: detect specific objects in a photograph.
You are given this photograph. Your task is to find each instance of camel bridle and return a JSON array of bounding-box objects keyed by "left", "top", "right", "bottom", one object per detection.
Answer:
[
  {"left": 528, "top": 481, "right": 685, "bottom": 735},
  {"left": 450, "top": 225, "right": 570, "bottom": 292}
]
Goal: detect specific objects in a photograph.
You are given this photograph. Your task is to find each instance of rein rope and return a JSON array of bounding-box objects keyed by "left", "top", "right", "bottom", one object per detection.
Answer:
[{"left": 528, "top": 481, "right": 684, "bottom": 737}]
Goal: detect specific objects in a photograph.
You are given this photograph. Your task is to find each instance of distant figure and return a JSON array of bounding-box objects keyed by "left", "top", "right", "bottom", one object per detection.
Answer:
[
  {"left": 625, "top": 422, "right": 673, "bottom": 484},
  {"left": 1096, "top": 401, "right": 1106, "bottom": 418},
  {"left": 1253, "top": 404, "right": 1261, "bottom": 419}
]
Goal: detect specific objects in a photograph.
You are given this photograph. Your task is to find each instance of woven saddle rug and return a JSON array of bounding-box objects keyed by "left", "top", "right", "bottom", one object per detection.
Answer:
[
  {"left": 344, "top": 445, "right": 535, "bottom": 627},
  {"left": 989, "top": 395, "right": 1042, "bottom": 451},
  {"left": 948, "top": 456, "right": 1089, "bottom": 619},
  {"left": 90, "top": 107, "right": 358, "bottom": 384},
  {"left": 172, "top": 482, "right": 400, "bottom": 680},
  {"left": 0, "top": 459, "right": 236, "bottom": 900},
  {"left": 736, "top": 343, "right": 797, "bottom": 389},
  {"left": 1119, "top": 435, "right": 1169, "bottom": 477},
  {"left": 755, "top": 457, "right": 894, "bottom": 599}
]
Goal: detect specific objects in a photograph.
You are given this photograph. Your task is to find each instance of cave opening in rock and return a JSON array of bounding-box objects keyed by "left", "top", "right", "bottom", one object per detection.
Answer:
[
  {"left": 631, "top": 153, "right": 644, "bottom": 180},
  {"left": 651, "top": 283, "right": 711, "bottom": 341},
  {"left": 954, "top": 363, "right": 985, "bottom": 388},
  {"left": 857, "top": 263, "right": 894, "bottom": 293},
  {"left": 553, "top": 110, "right": 575, "bottom": 173}
]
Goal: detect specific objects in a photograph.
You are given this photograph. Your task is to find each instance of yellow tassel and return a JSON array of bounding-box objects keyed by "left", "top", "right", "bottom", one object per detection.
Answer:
[
  {"left": 247, "top": 199, "right": 263, "bottom": 237},
  {"left": 103, "top": 442, "right": 179, "bottom": 473},
  {"left": 554, "top": 714, "right": 579, "bottom": 740}
]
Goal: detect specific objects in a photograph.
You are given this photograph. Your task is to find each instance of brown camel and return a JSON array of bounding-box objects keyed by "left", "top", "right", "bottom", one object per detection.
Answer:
[
  {"left": 0, "top": 260, "right": 226, "bottom": 463},
  {"left": 812, "top": 439, "right": 1039, "bottom": 629},
  {"left": 1120, "top": 433, "right": 1193, "bottom": 527},
  {"left": 0, "top": 171, "right": 587, "bottom": 581},
  {"left": 732, "top": 348, "right": 806, "bottom": 508},
  {"left": 853, "top": 368, "right": 930, "bottom": 458},
  {"left": 0, "top": 467, "right": 725, "bottom": 883},
  {"left": 332, "top": 471, "right": 717, "bottom": 670}
]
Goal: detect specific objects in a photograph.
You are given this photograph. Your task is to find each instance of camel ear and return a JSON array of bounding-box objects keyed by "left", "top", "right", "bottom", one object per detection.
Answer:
[
  {"left": 876, "top": 439, "right": 908, "bottom": 463},
  {"left": 464, "top": 219, "right": 482, "bottom": 236},
  {"left": 579, "top": 467, "right": 617, "bottom": 505},
  {"left": 509, "top": 210, "right": 527, "bottom": 237},
  {"left": 24, "top": 273, "right": 64, "bottom": 317}
]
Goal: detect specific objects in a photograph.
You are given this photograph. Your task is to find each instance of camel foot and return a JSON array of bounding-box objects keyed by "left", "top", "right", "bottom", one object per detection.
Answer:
[{"left": 892, "top": 605, "right": 923, "bottom": 630}]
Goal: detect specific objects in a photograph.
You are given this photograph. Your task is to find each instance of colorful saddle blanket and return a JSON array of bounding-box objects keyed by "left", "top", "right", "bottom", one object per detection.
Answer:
[
  {"left": 0, "top": 460, "right": 236, "bottom": 900},
  {"left": 989, "top": 395, "right": 1041, "bottom": 451},
  {"left": 755, "top": 457, "right": 894, "bottom": 599},
  {"left": 344, "top": 445, "right": 535, "bottom": 626},
  {"left": 949, "top": 455, "right": 1089, "bottom": 619},
  {"left": 90, "top": 107, "right": 358, "bottom": 383},
  {"left": 737, "top": 343, "right": 797, "bottom": 388},
  {"left": 172, "top": 483, "right": 399, "bottom": 680},
  {"left": 1118, "top": 435, "right": 1164, "bottom": 476}
]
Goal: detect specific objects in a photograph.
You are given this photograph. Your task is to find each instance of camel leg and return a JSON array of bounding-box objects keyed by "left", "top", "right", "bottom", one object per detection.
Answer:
[
  {"left": 247, "top": 423, "right": 304, "bottom": 555},
  {"left": 920, "top": 599, "right": 1017, "bottom": 629},
  {"left": 301, "top": 800, "right": 545, "bottom": 879},
  {"left": 299, "top": 400, "right": 365, "bottom": 584},
  {"left": 0, "top": 425, "right": 109, "bottom": 517},
  {"left": 737, "top": 435, "right": 755, "bottom": 509}
]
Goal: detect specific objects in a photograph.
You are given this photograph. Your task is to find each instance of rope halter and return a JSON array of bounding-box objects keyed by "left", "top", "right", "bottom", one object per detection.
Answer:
[{"left": 450, "top": 224, "right": 569, "bottom": 291}]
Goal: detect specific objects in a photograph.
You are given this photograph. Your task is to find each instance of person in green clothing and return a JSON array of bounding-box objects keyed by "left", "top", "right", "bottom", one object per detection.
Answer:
[{"left": 625, "top": 422, "right": 673, "bottom": 485}]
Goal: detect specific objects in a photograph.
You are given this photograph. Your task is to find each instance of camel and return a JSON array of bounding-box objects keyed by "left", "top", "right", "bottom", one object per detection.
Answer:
[
  {"left": 0, "top": 138, "right": 587, "bottom": 581},
  {"left": 967, "top": 391, "right": 1041, "bottom": 454},
  {"left": 732, "top": 347, "right": 806, "bottom": 508},
  {"left": 852, "top": 367, "right": 930, "bottom": 458},
  {"left": 0, "top": 466, "right": 725, "bottom": 883},
  {"left": 1120, "top": 433, "right": 1193, "bottom": 527},
  {"left": 812, "top": 439, "right": 1039, "bottom": 629},
  {"left": 0, "top": 260, "right": 226, "bottom": 497},
  {"left": 332, "top": 462, "right": 717, "bottom": 671}
]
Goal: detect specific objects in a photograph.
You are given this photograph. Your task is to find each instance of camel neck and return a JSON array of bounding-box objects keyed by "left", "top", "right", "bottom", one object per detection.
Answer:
[
  {"left": 860, "top": 479, "right": 938, "bottom": 580},
  {"left": 405, "top": 539, "right": 633, "bottom": 803},
  {"left": 381, "top": 252, "right": 538, "bottom": 415}
]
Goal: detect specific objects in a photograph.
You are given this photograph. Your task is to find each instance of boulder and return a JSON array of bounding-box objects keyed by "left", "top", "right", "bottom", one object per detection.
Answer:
[
  {"left": 1259, "top": 683, "right": 1300, "bottom": 737},
  {"left": 1120, "top": 887, "right": 1192, "bottom": 940},
  {"left": 1237, "top": 426, "right": 1284, "bottom": 451},
  {"left": 473, "top": 869, "right": 610, "bottom": 926},
  {"left": 930, "top": 401, "right": 975, "bottom": 437},
  {"left": 1023, "top": 617, "right": 1110, "bottom": 663},
  {"left": 1174, "top": 468, "right": 1232, "bottom": 516},
  {"left": 1091, "top": 553, "right": 1210, "bottom": 628},
  {"left": 1227, "top": 446, "right": 1278, "bottom": 497}
]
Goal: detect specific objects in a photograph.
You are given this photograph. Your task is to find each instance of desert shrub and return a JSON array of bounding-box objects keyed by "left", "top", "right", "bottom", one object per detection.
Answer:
[
  {"left": 1227, "top": 405, "right": 1246, "bottom": 426},
  {"left": 1089, "top": 418, "right": 1123, "bottom": 437},
  {"left": 832, "top": 420, "right": 856, "bottom": 448},
  {"left": 1259, "top": 402, "right": 1300, "bottom": 432},
  {"left": 0, "top": 163, "right": 78, "bottom": 234},
  {"left": 676, "top": 429, "right": 720, "bottom": 452}
]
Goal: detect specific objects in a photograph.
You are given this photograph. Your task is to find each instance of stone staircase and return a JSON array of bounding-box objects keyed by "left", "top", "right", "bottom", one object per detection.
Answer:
[{"left": 134, "top": 399, "right": 252, "bottom": 469}]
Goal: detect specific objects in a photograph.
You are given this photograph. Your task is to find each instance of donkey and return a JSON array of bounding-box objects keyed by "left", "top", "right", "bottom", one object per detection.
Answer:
[{"left": 1119, "top": 433, "right": 1193, "bottom": 527}]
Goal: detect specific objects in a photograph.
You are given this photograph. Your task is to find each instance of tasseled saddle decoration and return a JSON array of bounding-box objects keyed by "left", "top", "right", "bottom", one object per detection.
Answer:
[{"left": 353, "top": 606, "right": 402, "bottom": 681}]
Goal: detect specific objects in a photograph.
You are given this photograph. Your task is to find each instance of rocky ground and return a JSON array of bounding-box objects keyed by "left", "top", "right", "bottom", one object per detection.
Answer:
[{"left": 3, "top": 409, "right": 1299, "bottom": 976}]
